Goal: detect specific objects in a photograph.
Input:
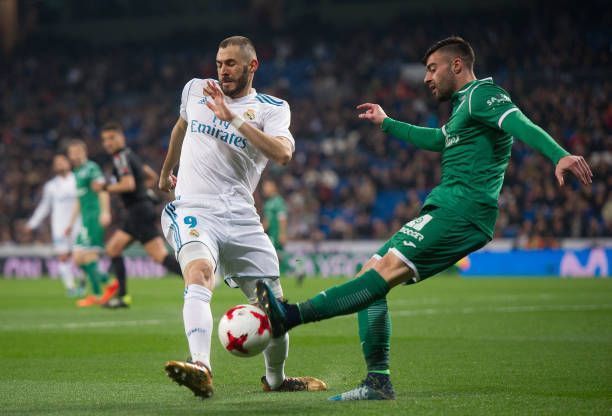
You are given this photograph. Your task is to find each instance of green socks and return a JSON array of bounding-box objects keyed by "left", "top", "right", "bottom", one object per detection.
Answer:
[
  {"left": 358, "top": 298, "right": 391, "bottom": 373},
  {"left": 80, "top": 262, "right": 103, "bottom": 295},
  {"left": 297, "top": 269, "right": 390, "bottom": 323}
]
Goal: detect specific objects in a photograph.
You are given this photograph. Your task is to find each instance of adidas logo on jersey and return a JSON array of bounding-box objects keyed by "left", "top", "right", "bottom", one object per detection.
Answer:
[{"left": 197, "top": 97, "right": 207, "bottom": 105}]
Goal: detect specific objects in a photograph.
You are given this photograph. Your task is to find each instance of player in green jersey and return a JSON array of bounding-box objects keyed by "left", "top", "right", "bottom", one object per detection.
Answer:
[
  {"left": 262, "top": 179, "right": 306, "bottom": 284},
  {"left": 262, "top": 179, "right": 290, "bottom": 272},
  {"left": 64, "top": 140, "right": 114, "bottom": 307},
  {"left": 256, "top": 37, "right": 593, "bottom": 401}
]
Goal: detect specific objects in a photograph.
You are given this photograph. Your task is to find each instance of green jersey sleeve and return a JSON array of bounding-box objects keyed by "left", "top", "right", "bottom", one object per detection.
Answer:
[
  {"left": 381, "top": 118, "right": 445, "bottom": 152},
  {"left": 468, "top": 83, "right": 518, "bottom": 130},
  {"left": 469, "top": 83, "right": 569, "bottom": 164}
]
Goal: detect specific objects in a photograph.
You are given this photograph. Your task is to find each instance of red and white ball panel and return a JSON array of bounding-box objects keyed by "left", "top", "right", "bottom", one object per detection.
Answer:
[{"left": 218, "top": 304, "right": 271, "bottom": 357}]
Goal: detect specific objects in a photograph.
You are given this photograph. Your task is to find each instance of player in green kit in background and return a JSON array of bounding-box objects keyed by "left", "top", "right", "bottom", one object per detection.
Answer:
[
  {"left": 262, "top": 179, "right": 290, "bottom": 275},
  {"left": 256, "top": 37, "right": 593, "bottom": 401},
  {"left": 262, "top": 179, "right": 306, "bottom": 284},
  {"left": 65, "top": 140, "right": 115, "bottom": 307}
]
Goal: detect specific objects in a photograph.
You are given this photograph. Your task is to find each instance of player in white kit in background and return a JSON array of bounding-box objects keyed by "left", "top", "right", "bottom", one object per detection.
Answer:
[
  {"left": 159, "top": 36, "right": 326, "bottom": 398},
  {"left": 25, "top": 154, "right": 82, "bottom": 296}
]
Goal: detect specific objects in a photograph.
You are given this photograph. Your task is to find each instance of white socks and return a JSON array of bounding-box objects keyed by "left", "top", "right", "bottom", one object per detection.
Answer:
[
  {"left": 263, "top": 333, "right": 289, "bottom": 389},
  {"left": 183, "top": 284, "right": 213, "bottom": 372},
  {"left": 57, "top": 260, "right": 75, "bottom": 290},
  {"left": 183, "top": 283, "right": 288, "bottom": 387}
]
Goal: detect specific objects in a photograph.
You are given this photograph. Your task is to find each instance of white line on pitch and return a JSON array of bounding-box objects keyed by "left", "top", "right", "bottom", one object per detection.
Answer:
[{"left": 0, "top": 319, "right": 165, "bottom": 331}]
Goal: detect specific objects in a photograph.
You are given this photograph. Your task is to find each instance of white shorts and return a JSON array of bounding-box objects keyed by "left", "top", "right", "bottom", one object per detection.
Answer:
[
  {"left": 51, "top": 228, "right": 78, "bottom": 255},
  {"left": 161, "top": 195, "right": 280, "bottom": 288}
]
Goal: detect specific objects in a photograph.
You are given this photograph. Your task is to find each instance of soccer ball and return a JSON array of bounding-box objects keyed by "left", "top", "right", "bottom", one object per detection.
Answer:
[{"left": 218, "top": 304, "right": 271, "bottom": 357}]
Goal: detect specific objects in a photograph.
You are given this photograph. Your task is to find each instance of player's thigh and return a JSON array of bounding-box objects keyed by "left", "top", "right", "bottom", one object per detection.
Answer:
[
  {"left": 72, "top": 248, "right": 99, "bottom": 265},
  {"left": 386, "top": 207, "right": 489, "bottom": 282},
  {"left": 222, "top": 223, "right": 279, "bottom": 279},
  {"left": 105, "top": 229, "right": 133, "bottom": 257},
  {"left": 161, "top": 202, "right": 221, "bottom": 273}
]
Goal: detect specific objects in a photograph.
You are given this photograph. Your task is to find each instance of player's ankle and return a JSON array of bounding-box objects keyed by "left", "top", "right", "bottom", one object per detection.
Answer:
[{"left": 284, "top": 302, "right": 302, "bottom": 329}]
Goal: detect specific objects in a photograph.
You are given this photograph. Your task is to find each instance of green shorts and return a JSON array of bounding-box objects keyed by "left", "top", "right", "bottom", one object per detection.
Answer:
[
  {"left": 74, "top": 216, "right": 105, "bottom": 251},
  {"left": 375, "top": 205, "right": 490, "bottom": 283}
]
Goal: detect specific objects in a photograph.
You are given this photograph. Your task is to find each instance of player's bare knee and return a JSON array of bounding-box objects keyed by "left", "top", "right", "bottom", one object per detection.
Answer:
[
  {"left": 105, "top": 243, "right": 121, "bottom": 258},
  {"left": 374, "top": 252, "right": 416, "bottom": 288},
  {"left": 184, "top": 260, "right": 214, "bottom": 288},
  {"left": 179, "top": 242, "right": 216, "bottom": 289},
  {"left": 356, "top": 257, "right": 380, "bottom": 277}
]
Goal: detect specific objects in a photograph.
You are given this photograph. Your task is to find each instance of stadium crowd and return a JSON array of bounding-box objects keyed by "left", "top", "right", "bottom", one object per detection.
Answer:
[{"left": 1, "top": 8, "right": 610, "bottom": 247}]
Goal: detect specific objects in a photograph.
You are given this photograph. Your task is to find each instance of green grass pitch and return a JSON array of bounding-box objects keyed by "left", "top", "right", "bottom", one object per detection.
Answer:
[{"left": 0, "top": 275, "right": 611, "bottom": 415}]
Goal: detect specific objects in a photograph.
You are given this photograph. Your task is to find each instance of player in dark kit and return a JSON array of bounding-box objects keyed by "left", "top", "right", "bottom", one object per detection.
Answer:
[
  {"left": 98, "top": 122, "right": 182, "bottom": 308},
  {"left": 256, "top": 37, "right": 593, "bottom": 400}
]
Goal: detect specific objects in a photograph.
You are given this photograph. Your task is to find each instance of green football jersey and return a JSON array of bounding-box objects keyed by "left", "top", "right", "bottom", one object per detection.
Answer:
[
  {"left": 74, "top": 160, "right": 105, "bottom": 222},
  {"left": 264, "top": 195, "right": 287, "bottom": 249},
  {"left": 424, "top": 77, "right": 518, "bottom": 237}
]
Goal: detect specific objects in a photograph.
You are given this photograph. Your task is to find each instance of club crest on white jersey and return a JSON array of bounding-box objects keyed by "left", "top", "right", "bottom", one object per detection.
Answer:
[{"left": 175, "top": 78, "right": 294, "bottom": 203}]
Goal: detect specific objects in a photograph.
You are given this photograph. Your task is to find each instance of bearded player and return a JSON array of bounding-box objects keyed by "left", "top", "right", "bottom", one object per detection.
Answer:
[
  {"left": 158, "top": 36, "right": 326, "bottom": 398},
  {"left": 256, "top": 37, "right": 593, "bottom": 401}
]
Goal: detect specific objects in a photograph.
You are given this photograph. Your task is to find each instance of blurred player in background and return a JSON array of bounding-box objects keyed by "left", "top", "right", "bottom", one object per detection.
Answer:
[
  {"left": 257, "top": 36, "right": 593, "bottom": 401},
  {"left": 64, "top": 140, "right": 112, "bottom": 307},
  {"left": 262, "top": 179, "right": 288, "bottom": 272},
  {"left": 261, "top": 178, "right": 304, "bottom": 284},
  {"left": 99, "top": 122, "right": 182, "bottom": 309},
  {"left": 159, "top": 36, "right": 326, "bottom": 398},
  {"left": 25, "top": 154, "right": 83, "bottom": 297}
]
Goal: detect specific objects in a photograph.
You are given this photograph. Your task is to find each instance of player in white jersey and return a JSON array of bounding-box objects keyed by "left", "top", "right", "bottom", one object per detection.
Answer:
[
  {"left": 158, "top": 36, "right": 326, "bottom": 398},
  {"left": 25, "top": 154, "right": 82, "bottom": 296}
]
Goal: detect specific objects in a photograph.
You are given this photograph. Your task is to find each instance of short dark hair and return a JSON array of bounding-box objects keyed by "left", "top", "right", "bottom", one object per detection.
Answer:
[
  {"left": 422, "top": 36, "right": 475, "bottom": 68},
  {"left": 67, "top": 138, "right": 86, "bottom": 150},
  {"left": 100, "top": 121, "right": 123, "bottom": 133},
  {"left": 218, "top": 35, "right": 257, "bottom": 59}
]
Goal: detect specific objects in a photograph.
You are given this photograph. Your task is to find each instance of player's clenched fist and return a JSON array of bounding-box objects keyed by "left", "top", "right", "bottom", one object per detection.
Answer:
[{"left": 357, "top": 103, "right": 388, "bottom": 125}]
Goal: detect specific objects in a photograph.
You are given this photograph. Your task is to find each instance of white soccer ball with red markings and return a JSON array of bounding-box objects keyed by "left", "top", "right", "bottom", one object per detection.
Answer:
[{"left": 218, "top": 304, "right": 271, "bottom": 357}]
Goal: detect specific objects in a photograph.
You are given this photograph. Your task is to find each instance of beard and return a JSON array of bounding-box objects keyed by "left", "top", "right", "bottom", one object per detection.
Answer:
[
  {"left": 220, "top": 66, "right": 250, "bottom": 98},
  {"left": 433, "top": 67, "right": 455, "bottom": 102}
]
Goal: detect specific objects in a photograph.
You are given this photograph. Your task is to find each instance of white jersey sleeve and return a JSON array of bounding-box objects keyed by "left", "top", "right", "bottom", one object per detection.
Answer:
[
  {"left": 27, "top": 182, "right": 52, "bottom": 230},
  {"left": 179, "top": 79, "right": 197, "bottom": 121},
  {"left": 262, "top": 102, "right": 295, "bottom": 152}
]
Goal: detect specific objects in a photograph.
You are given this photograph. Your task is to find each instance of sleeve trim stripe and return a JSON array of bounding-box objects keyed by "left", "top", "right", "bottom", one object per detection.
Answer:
[{"left": 497, "top": 108, "right": 519, "bottom": 129}]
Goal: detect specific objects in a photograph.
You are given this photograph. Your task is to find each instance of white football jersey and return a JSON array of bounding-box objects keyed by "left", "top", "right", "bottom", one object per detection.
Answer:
[
  {"left": 175, "top": 78, "right": 295, "bottom": 204},
  {"left": 27, "top": 173, "right": 79, "bottom": 239}
]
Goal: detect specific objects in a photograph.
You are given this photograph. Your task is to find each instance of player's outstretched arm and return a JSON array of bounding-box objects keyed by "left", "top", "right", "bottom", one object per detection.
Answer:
[
  {"left": 357, "top": 103, "right": 445, "bottom": 152},
  {"left": 500, "top": 111, "right": 593, "bottom": 186},
  {"left": 159, "top": 117, "right": 187, "bottom": 192},
  {"left": 204, "top": 80, "right": 292, "bottom": 165},
  {"left": 26, "top": 183, "right": 52, "bottom": 231}
]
